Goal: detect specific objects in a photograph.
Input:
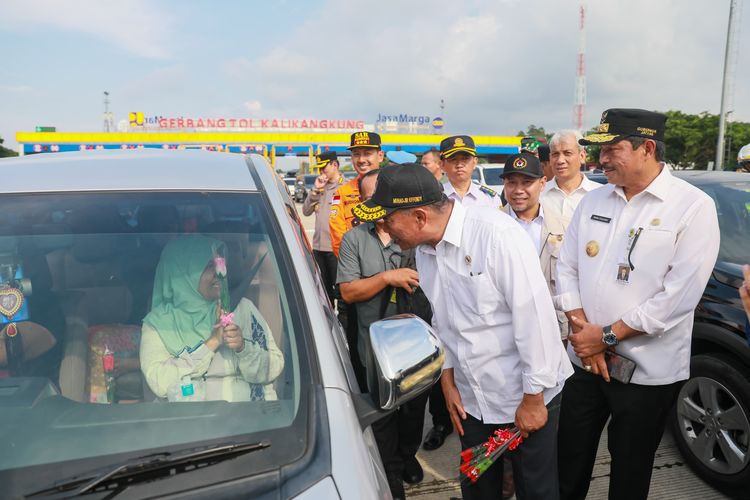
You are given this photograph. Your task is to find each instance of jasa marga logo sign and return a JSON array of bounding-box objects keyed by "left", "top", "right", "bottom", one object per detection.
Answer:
[{"left": 376, "top": 113, "right": 432, "bottom": 125}]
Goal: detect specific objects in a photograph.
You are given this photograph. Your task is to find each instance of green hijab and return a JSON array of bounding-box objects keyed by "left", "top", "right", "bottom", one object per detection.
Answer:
[{"left": 143, "top": 235, "right": 225, "bottom": 356}]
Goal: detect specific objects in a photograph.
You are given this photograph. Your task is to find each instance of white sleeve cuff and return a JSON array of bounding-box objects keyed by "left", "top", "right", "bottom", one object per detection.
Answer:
[{"left": 555, "top": 291, "right": 583, "bottom": 312}]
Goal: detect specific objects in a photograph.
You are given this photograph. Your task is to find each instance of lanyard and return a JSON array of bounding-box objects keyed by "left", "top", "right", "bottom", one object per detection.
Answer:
[{"left": 623, "top": 227, "right": 643, "bottom": 271}]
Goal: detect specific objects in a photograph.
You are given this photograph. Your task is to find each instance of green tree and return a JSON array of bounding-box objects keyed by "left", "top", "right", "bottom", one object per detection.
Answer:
[
  {"left": 515, "top": 125, "right": 551, "bottom": 142},
  {"left": 0, "top": 135, "right": 18, "bottom": 157}
]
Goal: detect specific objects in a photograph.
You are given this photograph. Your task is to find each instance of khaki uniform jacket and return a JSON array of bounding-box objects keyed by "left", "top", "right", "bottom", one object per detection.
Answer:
[
  {"left": 503, "top": 201, "right": 571, "bottom": 338},
  {"left": 302, "top": 176, "right": 344, "bottom": 252}
]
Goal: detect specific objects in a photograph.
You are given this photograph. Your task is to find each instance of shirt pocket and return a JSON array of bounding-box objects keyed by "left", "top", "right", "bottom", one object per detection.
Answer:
[
  {"left": 451, "top": 272, "right": 497, "bottom": 329},
  {"left": 631, "top": 228, "right": 676, "bottom": 276}
]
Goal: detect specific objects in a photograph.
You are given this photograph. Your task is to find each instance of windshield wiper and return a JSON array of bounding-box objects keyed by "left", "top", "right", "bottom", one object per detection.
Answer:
[{"left": 28, "top": 439, "right": 271, "bottom": 497}]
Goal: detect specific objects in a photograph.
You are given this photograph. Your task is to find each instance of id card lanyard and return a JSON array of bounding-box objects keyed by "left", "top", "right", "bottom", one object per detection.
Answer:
[{"left": 617, "top": 227, "right": 643, "bottom": 283}]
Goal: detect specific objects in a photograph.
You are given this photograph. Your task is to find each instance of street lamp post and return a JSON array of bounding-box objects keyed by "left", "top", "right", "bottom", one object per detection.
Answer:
[{"left": 714, "top": 0, "right": 738, "bottom": 171}]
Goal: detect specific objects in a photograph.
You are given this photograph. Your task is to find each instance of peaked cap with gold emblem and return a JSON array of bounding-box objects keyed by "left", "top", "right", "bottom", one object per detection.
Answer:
[
  {"left": 440, "top": 135, "right": 476, "bottom": 158},
  {"left": 580, "top": 108, "right": 667, "bottom": 146}
]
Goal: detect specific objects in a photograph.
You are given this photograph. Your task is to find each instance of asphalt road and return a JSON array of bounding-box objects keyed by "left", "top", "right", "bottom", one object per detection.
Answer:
[{"left": 295, "top": 201, "right": 730, "bottom": 500}]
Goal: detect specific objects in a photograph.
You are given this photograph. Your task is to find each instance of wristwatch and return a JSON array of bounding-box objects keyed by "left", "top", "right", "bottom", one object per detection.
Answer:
[{"left": 602, "top": 325, "right": 619, "bottom": 346}]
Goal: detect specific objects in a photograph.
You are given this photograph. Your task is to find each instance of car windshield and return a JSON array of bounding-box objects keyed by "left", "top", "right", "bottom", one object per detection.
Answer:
[
  {"left": 0, "top": 191, "right": 307, "bottom": 474},
  {"left": 482, "top": 167, "right": 504, "bottom": 185},
  {"left": 699, "top": 179, "right": 750, "bottom": 264},
  {"left": 471, "top": 169, "right": 481, "bottom": 183},
  {"left": 303, "top": 174, "right": 318, "bottom": 189}
]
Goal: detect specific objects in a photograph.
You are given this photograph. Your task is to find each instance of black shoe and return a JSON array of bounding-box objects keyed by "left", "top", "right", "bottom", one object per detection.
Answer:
[
  {"left": 422, "top": 424, "right": 453, "bottom": 451},
  {"left": 402, "top": 456, "right": 424, "bottom": 484},
  {"left": 387, "top": 473, "right": 406, "bottom": 500}
]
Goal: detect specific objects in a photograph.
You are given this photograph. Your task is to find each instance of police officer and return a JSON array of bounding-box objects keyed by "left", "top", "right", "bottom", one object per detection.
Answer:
[
  {"left": 440, "top": 135, "right": 502, "bottom": 208},
  {"left": 555, "top": 109, "right": 721, "bottom": 500},
  {"left": 302, "top": 151, "right": 344, "bottom": 305}
]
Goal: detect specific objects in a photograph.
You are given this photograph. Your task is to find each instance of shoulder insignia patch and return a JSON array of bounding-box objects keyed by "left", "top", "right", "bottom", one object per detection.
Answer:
[{"left": 479, "top": 185, "right": 498, "bottom": 197}]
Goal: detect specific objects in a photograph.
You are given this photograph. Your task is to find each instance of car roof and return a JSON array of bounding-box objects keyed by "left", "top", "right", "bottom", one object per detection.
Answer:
[
  {"left": 0, "top": 149, "right": 259, "bottom": 194},
  {"left": 673, "top": 169, "right": 749, "bottom": 185}
]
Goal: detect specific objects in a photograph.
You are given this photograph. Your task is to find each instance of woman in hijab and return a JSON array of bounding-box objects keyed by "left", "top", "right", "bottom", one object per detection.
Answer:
[{"left": 140, "top": 235, "right": 284, "bottom": 402}]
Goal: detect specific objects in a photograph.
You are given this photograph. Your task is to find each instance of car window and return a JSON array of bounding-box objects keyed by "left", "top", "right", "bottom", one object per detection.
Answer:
[
  {"left": 0, "top": 192, "right": 308, "bottom": 472},
  {"left": 699, "top": 180, "right": 750, "bottom": 264},
  {"left": 471, "top": 169, "right": 481, "bottom": 183},
  {"left": 482, "top": 167, "right": 504, "bottom": 185}
]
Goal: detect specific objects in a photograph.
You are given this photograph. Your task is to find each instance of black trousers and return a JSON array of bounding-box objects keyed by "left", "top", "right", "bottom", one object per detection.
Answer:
[
  {"left": 372, "top": 390, "right": 429, "bottom": 478},
  {"left": 558, "top": 366, "right": 682, "bottom": 500},
  {"left": 313, "top": 250, "right": 338, "bottom": 305},
  {"left": 459, "top": 393, "right": 561, "bottom": 500},
  {"left": 428, "top": 381, "right": 453, "bottom": 430}
]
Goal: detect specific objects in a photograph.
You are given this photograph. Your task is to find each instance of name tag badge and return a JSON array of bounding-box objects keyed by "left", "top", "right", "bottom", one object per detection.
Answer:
[
  {"left": 591, "top": 214, "right": 612, "bottom": 224},
  {"left": 616, "top": 263, "right": 631, "bottom": 284}
]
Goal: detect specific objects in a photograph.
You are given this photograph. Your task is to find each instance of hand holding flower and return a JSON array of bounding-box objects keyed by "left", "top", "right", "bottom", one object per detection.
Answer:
[{"left": 222, "top": 323, "right": 245, "bottom": 353}]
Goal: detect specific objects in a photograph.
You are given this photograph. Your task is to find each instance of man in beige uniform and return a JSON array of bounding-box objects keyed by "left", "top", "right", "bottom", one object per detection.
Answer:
[{"left": 302, "top": 151, "right": 344, "bottom": 304}]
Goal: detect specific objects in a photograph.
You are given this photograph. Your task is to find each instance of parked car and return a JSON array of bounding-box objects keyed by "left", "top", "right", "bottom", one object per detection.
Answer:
[
  {"left": 667, "top": 171, "right": 750, "bottom": 496},
  {"left": 283, "top": 177, "right": 296, "bottom": 196},
  {"left": 479, "top": 164, "right": 505, "bottom": 191},
  {"left": 0, "top": 149, "right": 443, "bottom": 499}
]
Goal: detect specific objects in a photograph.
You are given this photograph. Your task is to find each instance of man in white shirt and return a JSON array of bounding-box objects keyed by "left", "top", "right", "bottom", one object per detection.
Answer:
[
  {"left": 355, "top": 163, "right": 572, "bottom": 500},
  {"left": 420, "top": 149, "right": 444, "bottom": 181},
  {"left": 439, "top": 135, "right": 503, "bottom": 208},
  {"left": 502, "top": 153, "right": 570, "bottom": 339},
  {"left": 555, "top": 109, "right": 720, "bottom": 500},
  {"left": 543, "top": 129, "right": 601, "bottom": 218}
]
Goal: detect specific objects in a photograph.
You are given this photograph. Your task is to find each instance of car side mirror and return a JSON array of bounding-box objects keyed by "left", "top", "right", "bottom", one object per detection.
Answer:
[{"left": 354, "top": 315, "right": 443, "bottom": 429}]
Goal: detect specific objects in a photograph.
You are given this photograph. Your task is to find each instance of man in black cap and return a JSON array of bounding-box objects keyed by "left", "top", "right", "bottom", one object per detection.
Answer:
[
  {"left": 538, "top": 144, "right": 554, "bottom": 181},
  {"left": 337, "top": 167, "right": 428, "bottom": 500},
  {"left": 302, "top": 151, "right": 344, "bottom": 305},
  {"left": 439, "top": 135, "right": 502, "bottom": 208},
  {"left": 329, "top": 131, "right": 384, "bottom": 256},
  {"left": 330, "top": 131, "right": 384, "bottom": 389},
  {"left": 356, "top": 163, "right": 572, "bottom": 500},
  {"left": 501, "top": 153, "right": 569, "bottom": 340},
  {"left": 555, "top": 108, "right": 720, "bottom": 500}
]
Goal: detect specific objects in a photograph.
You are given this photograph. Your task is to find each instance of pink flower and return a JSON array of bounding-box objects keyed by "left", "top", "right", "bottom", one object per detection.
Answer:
[
  {"left": 218, "top": 312, "right": 235, "bottom": 328},
  {"left": 214, "top": 256, "right": 227, "bottom": 277}
]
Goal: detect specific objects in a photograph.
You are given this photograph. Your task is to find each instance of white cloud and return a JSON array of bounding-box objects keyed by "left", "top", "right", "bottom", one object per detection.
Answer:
[
  {"left": 224, "top": 0, "right": 749, "bottom": 134},
  {"left": 0, "top": 0, "right": 175, "bottom": 59},
  {"left": 244, "top": 100, "right": 263, "bottom": 113}
]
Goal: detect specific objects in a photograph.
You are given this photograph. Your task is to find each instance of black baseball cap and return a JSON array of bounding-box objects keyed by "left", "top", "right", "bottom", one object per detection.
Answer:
[
  {"left": 316, "top": 151, "right": 338, "bottom": 168},
  {"left": 502, "top": 153, "right": 544, "bottom": 179},
  {"left": 440, "top": 135, "right": 476, "bottom": 158},
  {"left": 348, "top": 131, "right": 381, "bottom": 150},
  {"left": 352, "top": 163, "right": 444, "bottom": 222},
  {"left": 538, "top": 144, "right": 550, "bottom": 161},
  {"left": 580, "top": 108, "right": 667, "bottom": 145}
]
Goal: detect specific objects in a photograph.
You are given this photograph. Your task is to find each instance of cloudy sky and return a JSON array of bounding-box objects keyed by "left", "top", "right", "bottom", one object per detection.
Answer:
[{"left": 1, "top": 0, "right": 748, "bottom": 149}]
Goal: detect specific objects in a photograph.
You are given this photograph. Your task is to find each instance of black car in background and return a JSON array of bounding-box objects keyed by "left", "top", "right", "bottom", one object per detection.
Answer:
[
  {"left": 668, "top": 171, "right": 750, "bottom": 495},
  {"left": 584, "top": 170, "right": 750, "bottom": 494}
]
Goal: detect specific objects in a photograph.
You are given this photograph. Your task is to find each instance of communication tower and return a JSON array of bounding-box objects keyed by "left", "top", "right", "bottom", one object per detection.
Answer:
[
  {"left": 103, "top": 91, "right": 114, "bottom": 132},
  {"left": 574, "top": 2, "right": 586, "bottom": 131}
]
